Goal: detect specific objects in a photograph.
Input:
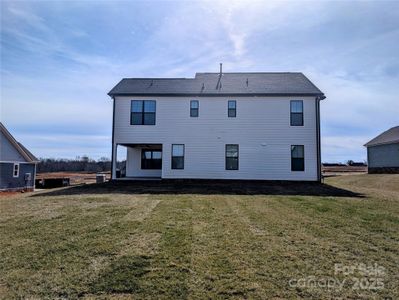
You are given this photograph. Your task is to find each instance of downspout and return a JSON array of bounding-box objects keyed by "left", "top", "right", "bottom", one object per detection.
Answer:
[
  {"left": 33, "top": 162, "right": 37, "bottom": 191},
  {"left": 110, "top": 96, "right": 116, "bottom": 180},
  {"left": 316, "top": 96, "right": 322, "bottom": 182}
]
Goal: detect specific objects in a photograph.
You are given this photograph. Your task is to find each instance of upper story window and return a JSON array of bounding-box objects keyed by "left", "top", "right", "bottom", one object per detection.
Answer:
[
  {"left": 131, "top": 100, "right": 156, "bottom": 125},
  {"left": 13, "top": 163, "right": 19, "bottom": 177},
  {"left": 226, "top": 144, "right": 239, "bottom": 170},
  {"left": 228, "top": 100, "right": 236, "bottom": 117},
  {"left": 290, "top": 100, "right": 303, "bottom": 126},
  {"left": 190, "top": 100, "right": 199, "bottom": 117},
  {"left": 172, "top": 144, "right": 184, "bottom": 169},
  {"left": 291, "top": 145, "right": 304, "bottom": 171},
  {"left": 141, "top": 150, "right": 162, "bottom": 169}
]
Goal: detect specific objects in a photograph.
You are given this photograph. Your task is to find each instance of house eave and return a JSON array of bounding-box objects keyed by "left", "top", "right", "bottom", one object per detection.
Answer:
[
  {"left": 364, "top": 140, "right": 399, "bottom": 147},
  {"left": 108, "top": 92, "right": 326, "bottom": 98}
]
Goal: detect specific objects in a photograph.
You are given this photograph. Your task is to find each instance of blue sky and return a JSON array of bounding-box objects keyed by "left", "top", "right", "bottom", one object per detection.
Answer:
[{"left": 1, "top": 0, "right": 398, "bottom": 162}]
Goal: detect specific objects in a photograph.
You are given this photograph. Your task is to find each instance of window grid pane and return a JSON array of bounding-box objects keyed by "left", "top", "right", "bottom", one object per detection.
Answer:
[
  {"left": 132, "top": 100, "right": 143, "bottom": 112},
  {"left": 291, "top": 145, "right": 304, "bottom": 158},
  {"left": 190, "top": 109, "right": 198, "bottom": 117},
  {"left": 190, "top": 100, "right": 199, "bottom": 109},
  {"left": 172, "top": 157, "right": 184, "bottom": 169},
  {"left": 291, "top": 113, "right": 303, "bottom": 126},
  {"left": 226, "top": 158, "right": 238, "bottom": 170},
  {"left": 131, "top": 113, "right": 143, "bottom": 125},
  {"left": 290, "top": 100, "right": 303, "bottom": 113},
  {"left": 226, "top": 145, "right": 238, "bottom": 156},
  {"left": 144, "top": 151, "right": 152, "bottom": 159},
  {"left": 144, "top": 101, "right": 156, "bottom": 112},
  {"left": 152, "top": 151, "right": 162, "bottom": 159},
  {"left": 143, "top": 113, "right": 156, "bottom": 125},
  {"left": 172, "top": 145, "right": 184, "bottom": 157},
  {"left": 228, "top": 109, "right": 236, "bottom": 118}
]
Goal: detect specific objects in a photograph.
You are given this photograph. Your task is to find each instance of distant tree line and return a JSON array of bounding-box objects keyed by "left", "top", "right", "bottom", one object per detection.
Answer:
[
  {"left": 322, "top": 160, "right": 367, "bottom": 167},
  {"left": 37, "top": 156, "right": 125, "bottom": 173}
]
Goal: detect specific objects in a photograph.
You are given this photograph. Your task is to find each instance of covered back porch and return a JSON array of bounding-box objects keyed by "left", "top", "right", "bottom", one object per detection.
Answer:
[{"left": 112, "top": 143, "right": 163, "bottom": 179}]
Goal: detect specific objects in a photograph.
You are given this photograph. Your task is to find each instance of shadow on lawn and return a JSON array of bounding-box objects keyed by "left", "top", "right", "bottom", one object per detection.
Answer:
[{"left": 32, "top": 179, "right": 364, "bottom": 198}]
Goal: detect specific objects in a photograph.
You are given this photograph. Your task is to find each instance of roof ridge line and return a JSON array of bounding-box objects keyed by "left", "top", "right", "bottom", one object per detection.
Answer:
[
  {"left": 196, "top": 72, "right": 303, "bottom": 74},
  {"left": 122, "top": 77, "right": 194, "bottom": 80}
]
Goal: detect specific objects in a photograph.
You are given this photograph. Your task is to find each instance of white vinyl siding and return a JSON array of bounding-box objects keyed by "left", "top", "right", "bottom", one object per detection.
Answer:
[{"left": 114, "top": 96, "right": 318, "bottom": 181}]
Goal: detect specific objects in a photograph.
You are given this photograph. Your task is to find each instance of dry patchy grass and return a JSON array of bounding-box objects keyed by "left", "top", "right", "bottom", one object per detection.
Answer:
[{"left": 0, "top": 174, "right": 398, "bottom": 299}]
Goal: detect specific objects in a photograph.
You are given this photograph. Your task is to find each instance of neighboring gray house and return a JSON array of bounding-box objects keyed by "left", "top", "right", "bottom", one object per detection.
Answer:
[
  {"left": 0, "top": 122, "right": 38, "bottom": 191},
  {"left": 108, "top": 70, "right": 326, "bottom": 181},
  {"left": 364, "top": 126, "right": 399, "bottom": 174}
]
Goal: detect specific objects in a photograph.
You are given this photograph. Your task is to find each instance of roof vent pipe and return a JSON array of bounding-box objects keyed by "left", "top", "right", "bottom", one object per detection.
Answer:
[{"left": 219, "top": 63, "right": 222, "bottom": 76}]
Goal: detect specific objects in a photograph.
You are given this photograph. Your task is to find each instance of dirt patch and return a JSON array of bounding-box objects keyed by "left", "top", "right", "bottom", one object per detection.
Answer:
[
  {"left": 37, "top": 172, "right": 111, "bottom": 185},
  {"left": 0, "top": 191, "right": 23, "bottom": 198}
]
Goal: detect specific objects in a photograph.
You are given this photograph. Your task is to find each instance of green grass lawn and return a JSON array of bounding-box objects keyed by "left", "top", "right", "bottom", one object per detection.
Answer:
[{"left": 1, "top": 174, "right": 398, "bottom": 299}]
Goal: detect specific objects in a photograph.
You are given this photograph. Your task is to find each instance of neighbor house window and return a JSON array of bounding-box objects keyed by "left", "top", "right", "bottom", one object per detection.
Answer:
[
  {"left": 141, "top": 150, "right": 162, "bottom": 169},
  {"left": 291, "top": 145, "right": 304, "bottom": 171},
  {"left": 13, "top": 163, "right": 19, "bottom": 177},
  {"left": 171, "top": 144, "right": 184, "bottom": 169},
  {"left": 190, "top": 100, "right": 199, "bottom": 117},
  {"left": 131, "top": 100, "right": 156, "bottom": 125},
  {"left": 290, "top": 100, "right": 303, "bottom": 126},
  {"left": 226, "top": 144, "right": 239, "bottom": 170},
  {"left": 228, "top": 100, "right": 236, "bottom": 117}
]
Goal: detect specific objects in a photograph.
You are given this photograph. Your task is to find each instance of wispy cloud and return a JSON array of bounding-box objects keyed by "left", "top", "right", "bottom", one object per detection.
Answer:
[{"left": 1, "top": 0, "right": 398, "bottom": 161}]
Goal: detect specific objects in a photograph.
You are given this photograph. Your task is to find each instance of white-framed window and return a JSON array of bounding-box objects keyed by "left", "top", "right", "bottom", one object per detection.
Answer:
[
  {"left": 13, "top": 163, "right": 19, "bottom": 177},
  {"left": 291, "top": 145, "right": 305, "bottom": 171},
  {"left": 290, "top": 100, "right": 304, "bottom": 126},
  {"left": 190, "top": 100, "right": 199, "bottom": 117},
  {"left": 226, "top": 144, "right": 239, "bottom": 170},
  {"left": 171, "top": 144, "right": 184, "bottom": 169},
  {"left": 130, "top": 100, "right": 156, "bottom": 125},
  {"left": 228, "top": 100, "right": 236, "bottom": 117}
]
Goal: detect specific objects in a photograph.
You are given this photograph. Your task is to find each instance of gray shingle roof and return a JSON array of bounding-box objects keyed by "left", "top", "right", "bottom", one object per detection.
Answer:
[
  {"left": 364, "top": 126, "right": 399, "bottom": 147},
  {"left": 108, "top": 72, "right": 325, "bottom": 98},
  {"left": 17, "top": 142, "right": 39, "bottom": 162}
]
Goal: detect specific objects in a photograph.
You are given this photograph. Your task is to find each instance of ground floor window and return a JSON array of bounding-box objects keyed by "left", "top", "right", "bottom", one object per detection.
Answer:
[
  {"left": 226, "top": 144, "right": 239, "bottom": 170},
  {"left": 13, "top": 163, "right": 19, "bottom": 177},
  {"left": 172, "top": 144, "right": 184, "bottom": 169},
  {"left": 291, "top": 145, "right": 304, "bottom": 171},
  {"left": 141, "top": 150, "right": 162, "bottom": 169}
]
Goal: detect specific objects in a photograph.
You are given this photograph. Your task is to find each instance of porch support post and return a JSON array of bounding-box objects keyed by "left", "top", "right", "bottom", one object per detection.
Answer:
[
  {"left": 110, "top": 96, "right": 117, "bottom": 180},
  {"left": 111, "top": 143, "right": 117, "bottom": 180}
]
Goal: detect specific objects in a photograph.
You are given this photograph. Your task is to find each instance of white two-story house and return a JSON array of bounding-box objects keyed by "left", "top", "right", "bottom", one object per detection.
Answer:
[{"left": 108, "top": 70, "right": 326, "bottom": 181}]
